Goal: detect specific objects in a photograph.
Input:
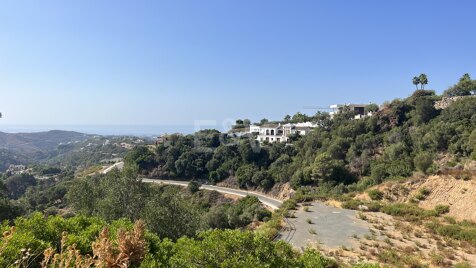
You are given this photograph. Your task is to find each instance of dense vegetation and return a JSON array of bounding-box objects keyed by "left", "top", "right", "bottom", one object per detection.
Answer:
[
  {"left": 0, "top": 213, "right": 362, "bottom": 267},
  {"left": 136, "top": 80, "right": 476, "bottom": 200},
  {"left": 1, "top": 75, "right": 475, "bottom": 266},
  {"left": 67, "top": 166, "right": 271, "bottom": 240}
]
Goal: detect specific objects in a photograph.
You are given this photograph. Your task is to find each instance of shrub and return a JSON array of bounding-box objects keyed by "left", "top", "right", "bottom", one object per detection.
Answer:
[
  {"left": 429, "top": 251, "right": 445, "bottom": 266},
  {"left": 298, "top": 248, "right": 338, "bottom": 268},
  {"left": 434, "top": 204, "right": 450, "bottom": 215},
  {"left": 414, "top": 187, "right": 431, "bottom": 200},
  {"left": 367, "top": 189, "right": 384, "bottom": 200},
  {"left": 370, "top": 163, "right": 386, "bottom": 181},
  {"left": 414, "top": 152, "right": 434, "bottom": 174},
  {"left": 187, "top": 180, "right": 201, "bottom": 193},
  {"left": 342, "top": 199, "right": 363, "bottom": 210},
  {"left": 453, "top": 262, "right": 473, "bottom": 268},
  {"left": 380, "top": 203, "right": 427, "bottom": 221}
]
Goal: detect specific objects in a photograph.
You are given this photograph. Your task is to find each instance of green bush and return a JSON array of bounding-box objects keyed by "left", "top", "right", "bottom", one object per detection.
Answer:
[
  {"left": 434, "top": 204, "right": 450, "bottom": 215},
  {"left": 380, "top": 203, "right": 427, "bottom": 221},
  {"left": 367, "top": 189, "right": 384, "bottom": 200},
  {"left": 426, "top": 213, "right": 476, "bottom": 246},
  {"left": 414, "top": 152, "right": 434, "bottom": 174},
  {"left": 187, "top": 180, "right": 201, "bottom": 193},
  {"left": 342, "top": 199, "right": 363, "bottom": 210}
]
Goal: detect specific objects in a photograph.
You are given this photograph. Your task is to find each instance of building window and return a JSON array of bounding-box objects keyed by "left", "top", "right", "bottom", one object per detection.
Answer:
[
  {"left": 271, "top": 130, "right": 275, "bottom": 135},
  {"left": 277, "top": 138, "right": 280, "bottom": 142}
]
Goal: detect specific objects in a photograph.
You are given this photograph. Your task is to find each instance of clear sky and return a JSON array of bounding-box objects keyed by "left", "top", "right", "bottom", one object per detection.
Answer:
[{"left": 1, "top": 0, "right": 475, "bottom": 128}]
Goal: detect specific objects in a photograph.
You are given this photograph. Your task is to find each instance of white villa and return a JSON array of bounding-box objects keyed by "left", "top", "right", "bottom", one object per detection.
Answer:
[
  {"left": 249, "top": 122, "right": 318, "bottom": 143},
  {"left": 234, "top": 103, "right": 376, "bottom": 143}
]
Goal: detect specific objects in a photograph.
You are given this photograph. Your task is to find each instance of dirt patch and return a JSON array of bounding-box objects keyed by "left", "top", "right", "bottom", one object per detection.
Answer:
[
  {"left": 221, "top": 193, "right": 241, "bottom": 201},
  {"left": 269, "top": 182, "right": 295, "bottom": 200},
  {"left": 217, "top": 179, "right": 295, "bottom": 201},
  {"left": 363, "top": 173, "right": 476, "bottom": 222},
  {"left": 414, "top": 175, "right": 476, "bottom": 222},
  {"left": 324, "top": 200, "right": 343, "bottom": 208},
  {"left": 216, "top": 177, "right": 240, "bottom": 189},
  {"left": 311, "top": 210, "right": 476, "bottom": 267}
]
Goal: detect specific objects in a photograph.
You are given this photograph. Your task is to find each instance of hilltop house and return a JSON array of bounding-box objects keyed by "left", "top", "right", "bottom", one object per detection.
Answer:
[
  {"left": 249, "top": 122, "right": 317, "bottom": 143},
  {"left": 329, "top": 104, "right": 372, "bottom": 119}
]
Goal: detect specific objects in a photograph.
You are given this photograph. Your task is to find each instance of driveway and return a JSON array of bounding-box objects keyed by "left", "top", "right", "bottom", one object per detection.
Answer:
[{"left": 279, "top": 202, "right": 372, "bottom": 249}]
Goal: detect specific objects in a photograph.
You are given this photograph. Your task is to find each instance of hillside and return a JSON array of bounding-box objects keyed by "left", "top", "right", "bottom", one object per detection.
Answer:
[
  {"left": 0, "top": 130, "right": 145, "bottom": 171},
  {"left": 0, "top": 130, "right": 90, "bottom": 155},
  {"left": 361, "top": 170, "right": 476, "bottom": 222}
]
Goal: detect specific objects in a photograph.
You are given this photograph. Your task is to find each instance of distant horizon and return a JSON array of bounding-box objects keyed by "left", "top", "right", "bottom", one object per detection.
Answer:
[{"left": 0, "top": 124, "right": 201, "bottom": 136}]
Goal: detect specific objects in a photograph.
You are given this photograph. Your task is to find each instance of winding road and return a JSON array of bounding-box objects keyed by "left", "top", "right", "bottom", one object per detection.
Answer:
[
  {"left": 104, "top": 164, "right": 372, "bottom": 249},
  {"left": 141, "top": 178, "right": 283, "bottom": 210}
]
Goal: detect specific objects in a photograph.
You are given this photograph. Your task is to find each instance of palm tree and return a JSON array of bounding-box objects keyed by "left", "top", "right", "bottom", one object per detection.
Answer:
[
  {"left": 419, "top": 74, "right": 428, "bottom": 89},
  {"left": 412, "top": 76, "right": 420, "bottom": 89}
]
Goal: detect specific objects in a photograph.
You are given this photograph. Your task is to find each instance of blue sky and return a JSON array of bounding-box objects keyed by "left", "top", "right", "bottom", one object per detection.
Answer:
[{"left": 1, "top": 0, "right": 475, "bottom": 128}]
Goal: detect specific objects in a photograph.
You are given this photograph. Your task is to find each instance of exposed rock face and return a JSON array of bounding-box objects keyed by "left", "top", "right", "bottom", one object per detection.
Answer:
[
  {"left": 434, "top": 96, "right": 469, "bottom": 109},
  {"left": 269, "top": 182, "right": 295, "bottom": 200}
]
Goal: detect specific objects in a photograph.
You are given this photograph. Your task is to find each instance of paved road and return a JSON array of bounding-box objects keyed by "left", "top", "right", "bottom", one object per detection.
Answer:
[
  {"left": 139, "top": 178, "right": 372, "bottom": 250},
  {"left": 281, "top": 202, "right": 372, "bottom": 249},
  {"left": 102, "top": 161, "right": 124, "bottom": 174},
  {"left": 141, "top": 178, "right": 283, "bottom": 210}
]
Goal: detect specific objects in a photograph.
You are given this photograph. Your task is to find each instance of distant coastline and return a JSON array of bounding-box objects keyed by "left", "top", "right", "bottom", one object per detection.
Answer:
[{"left": 0, "top": 124, "right": 203, "bottom": 137}]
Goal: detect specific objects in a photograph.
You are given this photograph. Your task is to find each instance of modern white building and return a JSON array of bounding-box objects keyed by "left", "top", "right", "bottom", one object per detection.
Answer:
[
  {"left": 329, "top": 104, "right": 373, "bottom": 119},
  {"left": 249, "top": 122, "right": 317, "bottom": 143}
]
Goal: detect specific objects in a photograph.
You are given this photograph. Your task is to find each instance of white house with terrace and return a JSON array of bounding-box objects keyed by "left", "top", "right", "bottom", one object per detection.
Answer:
[{"left": 249, "top": 122, "right": 318, "bottom": 143}]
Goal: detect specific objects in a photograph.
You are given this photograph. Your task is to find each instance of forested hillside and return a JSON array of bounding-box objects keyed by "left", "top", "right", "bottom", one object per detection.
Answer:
[
  {"left": 0, "top": 132, "right": 144, "bottom": 171},
  {"left": 0, "top": 130, "right": 90, "bottom": 155},
  {"left": 137, "top": 88, "right": 476, "bottom": 197}
]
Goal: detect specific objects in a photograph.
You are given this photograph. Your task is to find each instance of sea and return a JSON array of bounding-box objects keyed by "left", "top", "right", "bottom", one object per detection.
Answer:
[{"left": 0, "top": 124, "right": 218, "bottom": 137}]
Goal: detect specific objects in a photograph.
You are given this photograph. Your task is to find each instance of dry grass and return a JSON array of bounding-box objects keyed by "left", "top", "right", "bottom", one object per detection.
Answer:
[{"left": 41, "top": 220, "right": 146, "bottom": 268}]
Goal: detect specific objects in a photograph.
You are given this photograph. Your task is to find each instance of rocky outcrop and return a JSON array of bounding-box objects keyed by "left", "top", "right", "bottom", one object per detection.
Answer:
[{"left": 434, "top": 96, "right": 472, "bottom": 109}]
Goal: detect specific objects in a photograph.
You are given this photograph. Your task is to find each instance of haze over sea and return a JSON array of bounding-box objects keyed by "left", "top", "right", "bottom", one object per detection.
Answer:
[{"left": 0, "top": 124, "right": 208, "bottom": 137}]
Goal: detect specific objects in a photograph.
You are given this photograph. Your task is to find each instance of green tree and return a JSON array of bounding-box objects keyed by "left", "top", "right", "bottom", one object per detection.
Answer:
[
  {"left": 469, "top": 129, "right": 476, "bottom": 159},
  {"left": 284, "top": 114, "right": 291, "bottom": 122},
  {"left": 312, "top": 153, "right": 334, "bottom": 182},
  {"left": 3, "top": 174, "right": 36, "bottom": 199},
  {"left": 0, "top": 197, "right": 24, "bottom": 221},
  {"left": 418, "top": 73, "right": 428, "bottom": 89},
  {"left": 143, "top": 187, "right": 201, "bottom": 240},
  {"left": 364, "top": 103, "right": 379, "bottom": 114},
  {"left": 235, "top": 164, "right": 258, "bottom": 188},
  {"left": 444, "top": 73, "right": 476, "bottom": 96},
  {"left": 414, "top": 98, "right": 438, "bottom": 124},
  {"left": 412, "top": 76, "right": 420, "bottom": 89},
  {"left": 68, "top": 167, "right": 148, "bottom": 222},
  {"left": 124, "top": 146, "right": 157, "bottom": 173},
  {"left": 414, "top": 152, "right": 433, "bottom": 174}
]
